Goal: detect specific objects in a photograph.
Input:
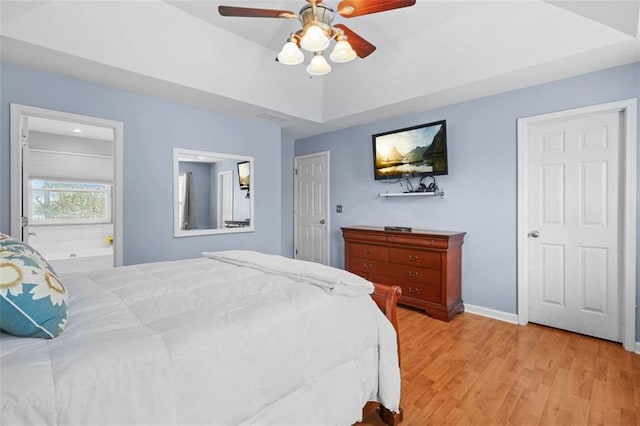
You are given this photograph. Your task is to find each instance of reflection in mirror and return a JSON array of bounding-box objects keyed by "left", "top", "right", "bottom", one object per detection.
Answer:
[
  {"left": 237, "top": 161, "right": 250, "bottom": 199},
  {"left": 173, "top": 148, "right": 254, "bottom": 237}
]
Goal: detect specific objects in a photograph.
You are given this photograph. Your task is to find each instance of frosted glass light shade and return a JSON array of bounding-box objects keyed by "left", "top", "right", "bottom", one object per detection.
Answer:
[
  {"left": 306, "top": 53, "right": 331, "bottom": 76},
  {"left": 329, "top": 39, "right": 356, "bottom": 63},
  {"left": 300, "top": 25, "right": 330, "bottom": 52},
  {"left": 277, "top": 41, "right": 304, "bottom": 65}
]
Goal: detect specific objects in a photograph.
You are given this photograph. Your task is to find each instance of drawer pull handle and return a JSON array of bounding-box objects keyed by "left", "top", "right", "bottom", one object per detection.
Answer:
[
  {"left": 363, "top": 263, "right": 372, "bottom": 269},
  {"left": 408, "top": 287, "right": 418, "bottom": 293},
  {"left": 364, "top": 249, "right": 372, "bottom": 255},
  {"left": 408, "top": 271, "right": 419, "bottom": 278},
  {"left": 408, "top": 255, "right": 418, "bottom": 261}
]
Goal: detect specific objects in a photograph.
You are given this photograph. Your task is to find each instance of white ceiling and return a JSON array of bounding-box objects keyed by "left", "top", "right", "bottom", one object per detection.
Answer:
[
  {"left": 1, "top": 1, "right": 639, "bottom": 139},
  {"left": 29, "top": 116, "right": 115, "bottom": 141}
]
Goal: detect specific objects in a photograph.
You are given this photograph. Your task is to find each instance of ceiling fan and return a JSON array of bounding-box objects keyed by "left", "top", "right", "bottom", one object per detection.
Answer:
[{"left": 218, "top": 0, "right": 416, "bottom": 76}]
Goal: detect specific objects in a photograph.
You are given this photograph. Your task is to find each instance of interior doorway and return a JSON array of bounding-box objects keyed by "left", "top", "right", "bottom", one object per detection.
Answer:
[
  {"left": 517, "top": 99, "right": 637, "bottom": 351},
  {"left": 10, "top": 104, "right": 124, "bottom": 271},
  {"left": 294, "top": 151, "right": 330, "bottom": 265}
]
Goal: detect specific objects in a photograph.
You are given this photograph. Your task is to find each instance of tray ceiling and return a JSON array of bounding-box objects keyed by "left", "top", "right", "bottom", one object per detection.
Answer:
[{"left": 2, "top": 0, "right": 639, "bottom": 138}]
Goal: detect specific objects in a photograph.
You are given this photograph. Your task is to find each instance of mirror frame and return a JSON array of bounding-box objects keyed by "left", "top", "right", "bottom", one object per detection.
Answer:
[{"left": 173, "top": 147, "right": 255, "bottom": 237}]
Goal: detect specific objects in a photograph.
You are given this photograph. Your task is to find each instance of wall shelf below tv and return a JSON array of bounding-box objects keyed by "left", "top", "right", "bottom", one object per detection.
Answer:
[{"left": 378, "top": 190, "right": 445, "bottom": 198}]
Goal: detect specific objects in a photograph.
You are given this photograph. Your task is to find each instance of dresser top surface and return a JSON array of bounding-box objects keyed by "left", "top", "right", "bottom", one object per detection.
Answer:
[{"left": 341, "top": 226, "right": 465, "bottom": 238}]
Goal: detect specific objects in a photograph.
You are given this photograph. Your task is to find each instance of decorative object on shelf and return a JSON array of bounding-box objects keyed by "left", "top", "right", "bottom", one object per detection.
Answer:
[
  {"left": 378, "top": 175, "right": 445, "bottom": 198},
  {"left": 218, "top": 0, "right": 416, "bottom": 76},
  {"left": 224, "top": 220, "right": 251, "bottom": 228},
  {"left": 342, "top": 226, "right": 466, "bottom": 321},
  {"left": 378, "top": 190, "right": 445, "bottom": 198},
  {"left": 383, "top": 226, "right": 412, "bottom": 232},
  {"left": 104, "top": 235, "right": 113, "bottom": 246}
]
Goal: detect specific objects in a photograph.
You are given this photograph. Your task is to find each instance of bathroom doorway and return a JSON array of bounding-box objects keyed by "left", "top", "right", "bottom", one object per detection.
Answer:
[{"left": 10, "top": 105, "right": 123, "bottom": 273}]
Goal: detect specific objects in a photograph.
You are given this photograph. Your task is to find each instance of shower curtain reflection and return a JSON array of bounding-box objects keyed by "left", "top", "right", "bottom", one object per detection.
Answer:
[{"left": 178, "top": 172, "right": 196, "bottom": 230}]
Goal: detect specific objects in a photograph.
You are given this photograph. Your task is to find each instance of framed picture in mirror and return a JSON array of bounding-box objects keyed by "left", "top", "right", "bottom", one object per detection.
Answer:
[{"left": 237, "top": 161, "right": 250, "bottom": 190}]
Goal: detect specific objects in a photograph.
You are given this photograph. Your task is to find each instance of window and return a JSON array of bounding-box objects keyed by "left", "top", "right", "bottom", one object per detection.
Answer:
[{"left": 30, "top": 180, "right": 112, "bottom": 224}]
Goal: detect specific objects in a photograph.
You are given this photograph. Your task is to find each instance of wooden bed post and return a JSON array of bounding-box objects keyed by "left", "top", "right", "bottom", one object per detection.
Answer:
[{"left": 363, "top": 283, "right": 403, "bottom": 425}]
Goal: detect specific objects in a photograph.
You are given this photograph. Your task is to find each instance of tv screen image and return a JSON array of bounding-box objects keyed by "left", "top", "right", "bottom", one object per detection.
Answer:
[{"left": 372, "top": 120, "right": 448, "bottom": 180}]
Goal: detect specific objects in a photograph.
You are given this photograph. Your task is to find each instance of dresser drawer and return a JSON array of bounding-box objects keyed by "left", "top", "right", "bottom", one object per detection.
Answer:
[
  {"left": 387, "top": 234, "right": 449, "bottom": 249},
  {"left": 390, "top": 265, "right": 442, "bottom": 303},
  {"left": 398, "top": 282, "right": 441, "bottom": 304},
  {"left": 348, "top": 243, "right": 389, "bottom": 261},
  {"left": 349, "top": 258, "right": 389, "bottom": 276},
  {"left": 389, "top": 264, "right": 441, "bottom": 285},
  {"left": 389, "top": 248, "right": 440, "bottom": 269}
]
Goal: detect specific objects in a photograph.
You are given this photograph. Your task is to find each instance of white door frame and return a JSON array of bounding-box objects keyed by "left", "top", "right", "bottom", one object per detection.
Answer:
[
  {"left": 517, "top": 98, "right": 637, "bottom": 351},
  {"left": 10, "top": 104, "right": 124, "bottom": 267},
  {"left": 294, "top": 151, "right": 330, "bottom": 264},
  {"left": 217, "top": 170, "right": 233, "bottom": 228}
]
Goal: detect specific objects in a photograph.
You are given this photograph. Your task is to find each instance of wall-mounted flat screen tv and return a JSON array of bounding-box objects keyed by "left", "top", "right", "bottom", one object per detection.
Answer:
[
  {"left": 237, "top": 161, "right": 250, "bottom": 190},
  {"left": 372, "top": 120, "right": 448, "bottom": 180}
]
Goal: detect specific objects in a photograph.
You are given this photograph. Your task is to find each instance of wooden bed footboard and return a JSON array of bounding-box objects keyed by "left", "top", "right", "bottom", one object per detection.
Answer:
[
  {"left": 361, "top": 283, "right": 403, "bottom": 425},
  {"left": 370, "top": 283, "right": 401, "bottom": 338}
]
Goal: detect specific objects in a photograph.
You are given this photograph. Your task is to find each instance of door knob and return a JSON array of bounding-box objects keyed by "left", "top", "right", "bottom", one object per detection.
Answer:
[
  {"left": 320, "top": 219, "right": 326, "bottom": 224},
  {"left": 528, "top": 230, "right": 540, "bottom": 238}
]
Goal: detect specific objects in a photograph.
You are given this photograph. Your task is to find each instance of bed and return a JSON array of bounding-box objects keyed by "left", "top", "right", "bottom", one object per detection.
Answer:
[{"left": 1, "top": 249, "right": 402, "bottom": 425}]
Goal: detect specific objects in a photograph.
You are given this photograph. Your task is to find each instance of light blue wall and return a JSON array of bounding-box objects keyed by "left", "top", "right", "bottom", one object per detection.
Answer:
[
  {"left": 281, "top": 136, "right": 295, "bottom": 258},
  {"left": 1, "top": 61, "right": 283, "bottom": 264},
  {"left": 295, "top": 62, "right": 640, "bottom": 336}
]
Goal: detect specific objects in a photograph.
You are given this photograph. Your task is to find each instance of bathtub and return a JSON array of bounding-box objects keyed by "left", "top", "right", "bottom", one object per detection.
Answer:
[{"left": 37, "top": 246, "right": 114, "bottom": 275}]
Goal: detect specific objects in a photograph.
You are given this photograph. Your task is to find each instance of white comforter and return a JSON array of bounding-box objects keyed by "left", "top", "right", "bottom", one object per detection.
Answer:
[{"left": 1, "top": 253, "right": 400, "bottom": 425}]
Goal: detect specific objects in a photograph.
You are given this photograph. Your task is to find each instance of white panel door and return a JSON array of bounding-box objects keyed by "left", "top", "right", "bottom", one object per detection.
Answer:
[
  {"left": 527, "top": 111, "right": 621, "bottom": 341},
  {"left": 294, "top": 153, "right": 329, "bottom": 265}
]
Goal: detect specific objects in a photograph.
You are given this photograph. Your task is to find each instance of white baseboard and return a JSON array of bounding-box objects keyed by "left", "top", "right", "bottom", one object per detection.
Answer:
[
  {"left": 465, "top": 306, "right": 640, "bottom": 354},
  {"left": 464, "top": 304, "right": 519, "bottom": 324}
]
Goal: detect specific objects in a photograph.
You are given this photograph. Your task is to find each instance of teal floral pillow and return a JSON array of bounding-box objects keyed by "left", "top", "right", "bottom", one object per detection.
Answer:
[{"left": 0, "top": 233, "right": 69, "bottom": 338}]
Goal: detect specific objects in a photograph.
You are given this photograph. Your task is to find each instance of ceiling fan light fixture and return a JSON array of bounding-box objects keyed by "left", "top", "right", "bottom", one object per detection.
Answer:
[
  {"left": 219, "top": 0, "right": 419, "bottom": 76},
  {"left": 277, "top": 40, "right": 304, "bottom": 65},
  {"left": 329, "top": 39, "right": 356, "bottom": 63},
  {"left": 306, "top": 53, "right": 332, "bottom": 76},
  {"left": 300, "top": 24, "right": 330, "bottom": 52}
]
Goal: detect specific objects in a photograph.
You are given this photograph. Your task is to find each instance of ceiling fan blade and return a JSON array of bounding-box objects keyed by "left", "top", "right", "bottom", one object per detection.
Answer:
[
  {"left": 218, "top": 6, "right": 297, "bottom": 19},
  {"left": 337, "top": 0, "right": 416, "bottom": 18},
  {"left": 333, "top": 24, "right": 376, "bottom": 58}
]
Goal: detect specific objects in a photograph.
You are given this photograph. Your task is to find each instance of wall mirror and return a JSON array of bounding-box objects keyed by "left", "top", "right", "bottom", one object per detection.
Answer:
[{"left": 173, "top": 148, "right": 254, "bottom": 237}]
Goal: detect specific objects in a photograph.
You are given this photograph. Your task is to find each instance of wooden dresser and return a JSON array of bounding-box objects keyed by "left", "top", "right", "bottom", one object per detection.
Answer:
[{"left": 342, "top": 226, "right": 465, "bottom": 321}]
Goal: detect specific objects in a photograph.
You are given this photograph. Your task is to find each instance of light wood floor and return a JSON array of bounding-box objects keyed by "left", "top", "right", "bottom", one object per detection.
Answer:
[{"left": 362, "top": 307, "right": 640, "bottom": 425}]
